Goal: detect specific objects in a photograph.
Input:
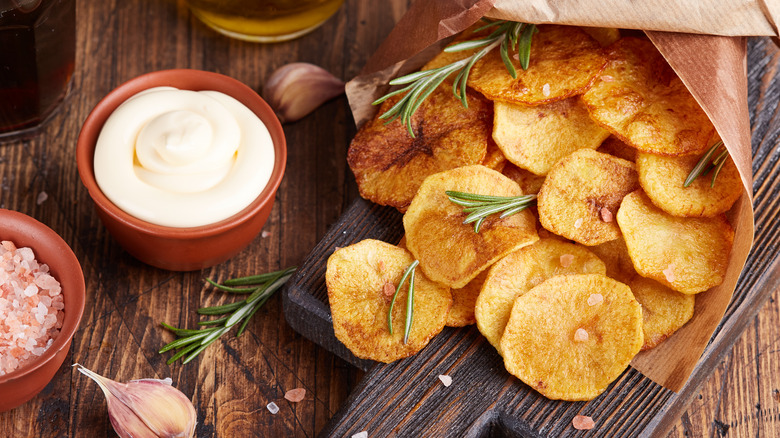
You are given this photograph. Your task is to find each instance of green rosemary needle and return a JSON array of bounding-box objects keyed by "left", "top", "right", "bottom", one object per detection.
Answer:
[
  {"left": 684, "top": 141, "right": 728, "bottom": 188},
  {"left": 159, "top": 266, "right": 296, "bottom": 365},
  {"left": 388, "top": 260, "right": 419, "bottom": 344},
  {"left": 373, "top": 20, "right": 536, "bottom": 137},
  {"left": 446, "top": 190, "right": 537, "bottom": 233}
]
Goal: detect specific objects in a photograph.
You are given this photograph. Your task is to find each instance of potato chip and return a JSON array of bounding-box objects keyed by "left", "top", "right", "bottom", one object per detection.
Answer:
[
  {"left": 636, "top": 150, "right": 742, "bottom": 217},
  {"left": 581, "top": 38, "right": 715, "bottom": 156},
  {"left": 482, "top": 140, "right": 507, "bottom": 172},
  {"left": 597, "top": 135, "right": 637, "bottom": 162},
  {"left": 537, "top": 149, "right": 638, "bottom": 245},
  {"left": 629, "top": 276, "right": 695, "bottom": 350},
  {"left": 589, "top": 237, "right": 636, "bottom": 284},
  {"left": 347, "top": 83, "right": 492, "bottom": 211},
  {"left": 616, "top": 190, "right": 734, "bottom": 294},
  {"left": 403, "top": 165, "right": 539, "bottom": 289},
  {"left": 475, "top": 238, "right": 606, "bottom": 352},
  {"left": 446, "top": 269, "right": 487, "bottom": 327},
  {"left": 502, "top": 163, "right": 546, "bottom": 195},
  {"left": 492, "top": 97, "right": 610, "bottom": 175},
  {"left": 500, "top": 274, "right": 643, "bottom": 401},
  {"left": 470, "top": 25, "right": 607, "bottom": 105},
  {"left": 580, "top": 27, "right": 621, "bottom": 47},
  {"left": 326, "top": 239, "right": 452, "bottom": 363}
]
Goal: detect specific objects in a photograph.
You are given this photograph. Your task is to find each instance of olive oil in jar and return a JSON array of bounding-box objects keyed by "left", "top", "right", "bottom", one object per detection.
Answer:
[{"left": 185, "top": 0, "right": 344, "bottom": 43}]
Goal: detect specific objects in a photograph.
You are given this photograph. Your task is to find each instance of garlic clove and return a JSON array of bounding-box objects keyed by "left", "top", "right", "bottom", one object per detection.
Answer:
[
  {"left": 75, "top": 364, "right": 197, "bottom": 438},
  {"left": 263, "top": 62, "right": 345, "bottom": 123}
]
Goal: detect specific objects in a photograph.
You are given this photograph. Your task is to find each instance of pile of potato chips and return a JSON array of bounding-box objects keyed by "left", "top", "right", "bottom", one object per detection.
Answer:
[{"left": 330, "top": 24, "right": 742, "bottom": 401}]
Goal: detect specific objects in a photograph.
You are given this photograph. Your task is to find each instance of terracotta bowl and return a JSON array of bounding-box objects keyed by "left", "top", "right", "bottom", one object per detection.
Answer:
[
  {"left": 76, "top": 69, "right": 287, "bottom": 271},
  {"left": 0, "top": 209, "right": 86, "bottom": 412}
]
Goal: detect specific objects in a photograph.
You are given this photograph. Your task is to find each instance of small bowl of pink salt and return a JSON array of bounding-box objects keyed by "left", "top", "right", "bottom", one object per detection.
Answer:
[{"left": 0, "top": 209, "right": 85, "bottom": 412}]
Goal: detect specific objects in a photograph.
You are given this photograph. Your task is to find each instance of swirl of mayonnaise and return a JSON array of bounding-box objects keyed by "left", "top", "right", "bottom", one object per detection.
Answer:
[{"left": 93, "top": 87, "right": 275, "bottom": 227}]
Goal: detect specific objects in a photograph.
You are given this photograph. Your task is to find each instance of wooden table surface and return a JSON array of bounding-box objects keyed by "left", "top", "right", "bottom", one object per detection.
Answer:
[{"left": 0, "top": 0, "right": 778, "bottom": 436}]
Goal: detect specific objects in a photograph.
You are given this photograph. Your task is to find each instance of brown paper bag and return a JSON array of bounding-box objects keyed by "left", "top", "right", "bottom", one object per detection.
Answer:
[{"left": 345, "top": 0, "right": 773, "bottom": 392}]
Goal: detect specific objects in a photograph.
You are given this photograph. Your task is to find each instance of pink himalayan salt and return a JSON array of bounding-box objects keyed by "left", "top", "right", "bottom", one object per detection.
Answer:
[
  {"left": 573, "top": 414, "right": 596, "bottom": 430},
  {"left": 573, "top": 328, "right": 589, "bottom": 342},
  {"left": 284, "top": 388, "right": 306, "bottom": 403},
  {"left": 559, "top": 254, "right": 575, "bottom": 268},
  {"left": 0, "top": 240, "right": 64, "bottom": 376},
  {"left": 587, "top": 293, "right": 604, "bottom": 306}
]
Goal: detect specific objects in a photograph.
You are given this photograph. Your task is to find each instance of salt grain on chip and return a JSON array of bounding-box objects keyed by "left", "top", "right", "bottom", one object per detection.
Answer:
[
  {"left": 574, "top": 328, "right": 589, "bottom": 342},
  {"left": 587, "top": 294, "right": 604, "bottom": 306},
  {"left": 560, "top": 254, "right": 575, "bottom": 268}
]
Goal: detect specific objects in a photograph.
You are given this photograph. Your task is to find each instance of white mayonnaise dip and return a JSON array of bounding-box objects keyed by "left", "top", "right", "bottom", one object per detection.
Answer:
[{"left": 93, "top": 87, "right": 275, "bottom": 227}]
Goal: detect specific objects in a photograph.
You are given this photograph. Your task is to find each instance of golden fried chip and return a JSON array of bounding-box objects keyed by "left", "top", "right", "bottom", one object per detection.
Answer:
[
  {"left": 580, "top": 27, "right": 621, "bottom": 47},
  {"left": 326, "top": 239, "right": 452, "bottom": 363},
  {"left": 470, "top": 25, "right": 607, "bottom": 105},
  {"left": 492, "top": 97, "right": 610, "bottom": 175},
  {"left": 629, "top": 276, "right": 695, "bottom": 350},
  {"left": 446, "top": 269, "right": 487, "bottom": 327},
  {"left": 502, "top": 163, "right": 546, "bottom": 195},
  {"left": 475, "top": 238, "right": 606, "bottom": 352},
  {"left": 581, "top": 38, "right": 715, "bottom": 156},
  {"left": 500, "top": 274, "right": 643, "bottom": 401},
  {"left": 403, "top": 165, "right": 539, "bottom": 289},
  {"left": 347, "top": 83, "right": 492, "bottom": 211},
  {"left": 597, "top": 136, "right": 637, "bottom": 162},
  {"left": 636, "top": 150, "right": 743, "bottom": 217},
  {"left": 616, "top": 190, "right": 734, "bottom": 294},
  {"left": 589, "top": 237, "right": 636, "bottom": 284},
  {"left": 482, "top": 140, "right": 507, "bottom": 172},
  {"left": 538, "top": 149, "right": 638, "bottom": 245}
]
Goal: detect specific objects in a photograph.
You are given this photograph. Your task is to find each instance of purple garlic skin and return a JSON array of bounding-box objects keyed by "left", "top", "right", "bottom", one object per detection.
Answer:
[
  {"left": 263, "top": 62, "right": 345, "bottom": 123},
  {"left": 75, "top": 364, "right": 197, "bottom": 438}
]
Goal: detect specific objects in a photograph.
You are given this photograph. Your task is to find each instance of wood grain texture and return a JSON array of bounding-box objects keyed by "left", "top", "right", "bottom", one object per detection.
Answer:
[{"left": 0, "top": 1, "right": 777, "bottom": 437}]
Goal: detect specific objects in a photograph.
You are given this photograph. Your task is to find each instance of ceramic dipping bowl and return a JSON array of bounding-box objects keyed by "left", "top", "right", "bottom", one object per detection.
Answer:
[
  {"left": 0, "top": 209, "right": 86, "bottom": 412},
  {"left": 76, "top": 69, "right": 287, "bottom": 271}
]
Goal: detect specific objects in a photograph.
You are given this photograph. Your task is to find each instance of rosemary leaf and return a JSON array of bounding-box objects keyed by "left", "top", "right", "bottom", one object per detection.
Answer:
[
  {"left": 684, "top": 141, "right": 726, "bottom": 187},
  {"left": 160, "top": 266, "right": 296, "bottom": 365},
  {"left": 373, "top": 19, "right": 536, "bottom": 138},
  {"left": 404, "top": 267, "right": 416, "bottom": 344},
  {"left": 388, "top": 260, "right": 420, "bottom": 338},
  {"left": 447, "top": 190, "right": 537, "bottom": 233}
]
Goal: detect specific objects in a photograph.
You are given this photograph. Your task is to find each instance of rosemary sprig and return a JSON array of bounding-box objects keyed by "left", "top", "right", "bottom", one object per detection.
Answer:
[
  {"left": 446, "top": 190, "right": 537, "bottom": 233},
  {"left": 388, "top": 260, "right": 419, "bottom": 344},
  {"left": 373, "top": 20, "right": 537, "bottom": 137},
  {"left": 159, "top": 266, "right": 296, "bottom": 365},
  {"left": 684, "top": 141, "right": 728, "bottom": 188}
]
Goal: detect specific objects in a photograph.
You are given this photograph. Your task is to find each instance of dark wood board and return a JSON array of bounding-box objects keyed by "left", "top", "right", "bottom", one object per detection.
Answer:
[{"left": 283, "top": 36, "right": 780, "bottom": 437}]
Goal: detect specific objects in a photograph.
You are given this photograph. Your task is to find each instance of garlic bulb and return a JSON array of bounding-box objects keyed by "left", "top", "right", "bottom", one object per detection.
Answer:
[
  {"left": 75, "top": 364, "right": 197, "bottom": 438},
  {"left": 263, "top": 62, "right": 345, "bottom": 123}
]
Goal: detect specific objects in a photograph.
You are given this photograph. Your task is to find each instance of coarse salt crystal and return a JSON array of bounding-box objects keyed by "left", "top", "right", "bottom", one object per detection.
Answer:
[
  {"left": 587, "top": 294, "right": 604, "bottom": 306},
  {"left": 0, "top": 241, "right": 63, "bottom": 376},
  {"left": 36, "top": 191, "right": 48, "bottom": 205},
  {"left": 573, "top": 415, "right": 596, "bottom": 430},
  {"left": 574, "top": 328, "right": 589, "bottom": 342},
  {"left": 663, "top": 265, "right": 676, "bottom": 283},
  {"left": 267, "top": 402, "right": 279, "bottom": 414},
  {"left": 438, "top": 374, "right": 453, "bottom": 387},
  {"left": 599, "top": 207, "right": 613, "bottom": 223},
  {"left": 574, "top": 218, "right": 584, "bottom": 229},
  {"left": 261, "top": 230, "right": 271, "bottom": 238},
  {"left": 559, "top": 254, "right": 574, "bottom": 268},
  {"left": 542, "top": 83, "right": 551, "bottom": 96},
  {"left": 383, "top": 282, "right": 395, "bottom": 297},
  {"left": 352, "top": 432, "right": 368, "bottom": 438},
  {"left": 284, "top": 388, "right": 306, "bottom": 403}
]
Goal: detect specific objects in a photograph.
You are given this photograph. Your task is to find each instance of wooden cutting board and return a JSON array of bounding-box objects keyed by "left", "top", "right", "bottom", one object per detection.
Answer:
[{"left": 282, "top": 37, "right": 780, "bottom": 437}]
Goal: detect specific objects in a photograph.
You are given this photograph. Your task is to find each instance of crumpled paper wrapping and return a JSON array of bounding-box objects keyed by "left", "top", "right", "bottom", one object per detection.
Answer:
[{"left": 345, "top": 0, "right": 767, "bottom": 392}]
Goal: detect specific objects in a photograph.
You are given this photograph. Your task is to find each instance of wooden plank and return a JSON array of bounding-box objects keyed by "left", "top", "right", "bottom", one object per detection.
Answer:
[{"left": 282, "top": 36, "right": 780, "bottom": 437}]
